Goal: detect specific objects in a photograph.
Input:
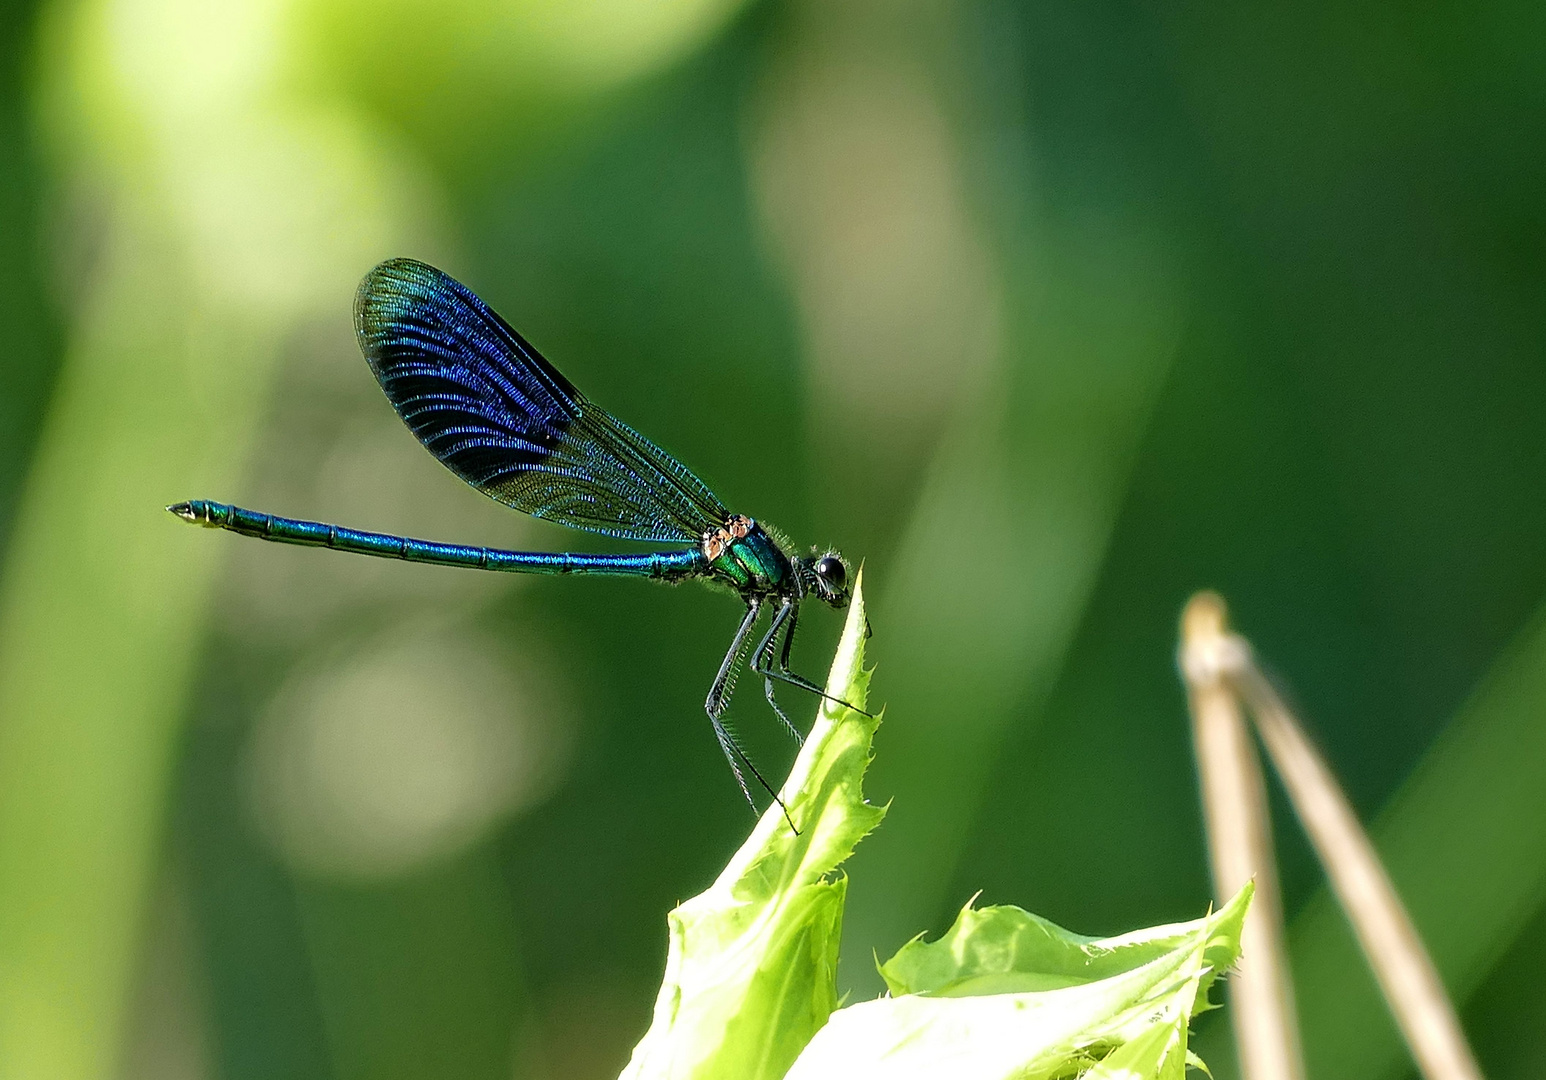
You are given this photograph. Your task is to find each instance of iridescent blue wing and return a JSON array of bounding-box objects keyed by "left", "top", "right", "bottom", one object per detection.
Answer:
[{"left": 355, "top": 258, "right": 729, "bottom": 543}]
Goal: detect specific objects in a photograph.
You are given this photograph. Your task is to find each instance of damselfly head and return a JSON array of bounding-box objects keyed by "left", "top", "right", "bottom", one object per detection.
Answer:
[{"left": 806, "top": 552, "right": 850, "bottom": 608}]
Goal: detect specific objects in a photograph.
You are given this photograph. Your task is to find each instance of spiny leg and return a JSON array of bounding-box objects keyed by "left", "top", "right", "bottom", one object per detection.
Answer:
[
  {"left": 706, "top": 600, "right": 761, "bottom": 721},
  {"left": 755, "top": 600, "right": 804, "bottom": 745},
  {"left": 778, "top": 597, "right": 801, "bottom": 669},
  {"left": 752, "top": 599, "right": 874, "bottom": 718},
  {"left": 708, "top": 714, "right": 755, "bottom": 809},
  {"left": 706, "top": 601, "right": 795, "bottom": 828},
  {"left": 709, "top": 713, "right": 794, "bottom": 832},
  {"left": 759, "top": 666, "right": 871, "bottom": 716}
]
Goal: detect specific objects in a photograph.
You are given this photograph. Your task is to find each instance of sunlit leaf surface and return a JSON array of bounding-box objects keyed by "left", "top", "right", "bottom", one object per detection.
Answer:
[
  {"left": 619, "top": 574, "right": 882, "bottom": 1080},
  {"left": 785, "top": 886, "right": 1249, "bottom": 1080}
]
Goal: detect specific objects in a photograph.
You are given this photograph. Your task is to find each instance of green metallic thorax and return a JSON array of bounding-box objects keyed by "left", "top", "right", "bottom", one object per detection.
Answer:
[{"left": 707, "top": 521, "right": 794, "bottom": 596}]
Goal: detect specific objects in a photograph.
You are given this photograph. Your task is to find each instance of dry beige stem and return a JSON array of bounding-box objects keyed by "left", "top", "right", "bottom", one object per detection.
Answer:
[
  {"left": 1230, "top": 663, "right": 1484, "bottom": 1080},
  {"left": 1181, "top": 590, "right": 1484, "bottom": 1080},
  {"left": 1179, "top": 593, "right": 1307, "bottom": 1080}
]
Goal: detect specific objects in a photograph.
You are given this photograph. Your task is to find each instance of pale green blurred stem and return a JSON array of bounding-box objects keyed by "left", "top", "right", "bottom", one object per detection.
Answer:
[
  {"left": 1197, "top": 599, "right": 1546, "bottom": 1080},
  {"left": 840, "top": 230, "right": 1181, "bottom": 990},
  {"left": 0, "top": 215, "right": 281, "bottom": 1080}
]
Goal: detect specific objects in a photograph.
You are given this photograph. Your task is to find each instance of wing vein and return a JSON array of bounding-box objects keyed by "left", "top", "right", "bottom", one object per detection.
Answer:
[{"left": 355, "top": 259, "right": 728, "bottom": 542}]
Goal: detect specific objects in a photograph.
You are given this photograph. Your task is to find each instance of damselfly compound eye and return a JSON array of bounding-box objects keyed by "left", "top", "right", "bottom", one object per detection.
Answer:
[{"left": 815, "top": 556, "right": 846, "bottom": 590}]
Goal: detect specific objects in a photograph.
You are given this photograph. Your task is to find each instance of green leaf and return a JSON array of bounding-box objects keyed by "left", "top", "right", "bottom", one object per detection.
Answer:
[
  {"left": 879, "top": 888, "right": 1249, "bottom": 999},
  {"left": 783, "top": 884, "right": 1251, "bottom": 1080},
  {"left": 618, "top": 573, "right": 884, "bottom": 1080}
]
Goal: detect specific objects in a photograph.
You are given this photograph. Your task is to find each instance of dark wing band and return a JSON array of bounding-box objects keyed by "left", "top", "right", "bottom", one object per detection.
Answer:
[{"left": 355, "top": 259, "right": 729, "bottom": 543}]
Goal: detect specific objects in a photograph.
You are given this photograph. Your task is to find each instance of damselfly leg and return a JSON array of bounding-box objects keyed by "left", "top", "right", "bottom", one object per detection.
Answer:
[
  {"left": 705, "top": 601, "right": 793, "bottom": 824},
  {"left": 753, "top": 597, "right": 873, "bottom": 720}
]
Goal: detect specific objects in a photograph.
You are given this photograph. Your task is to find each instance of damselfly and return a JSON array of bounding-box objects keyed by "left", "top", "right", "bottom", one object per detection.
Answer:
[{"left": 172, "top": 259, "right": 863, "bottom": 816}]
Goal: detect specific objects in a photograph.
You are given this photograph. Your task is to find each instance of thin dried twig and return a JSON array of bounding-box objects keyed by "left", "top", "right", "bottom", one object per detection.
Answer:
[
  {"left": 1229, "top": 661, "right": 1484, "bottom": 1080},
  {"left": 1180, "top": 593, "right": 1307, "bottom": 1080},
  {"left": 1182, "top": 590, "right": 1485, "bottom": 1080}
]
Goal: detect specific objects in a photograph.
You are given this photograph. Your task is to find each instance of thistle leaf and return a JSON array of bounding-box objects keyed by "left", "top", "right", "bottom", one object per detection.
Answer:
[
  {"left": 783, "top": 884, "right": 1251, "bottom": 1080},
  {"left": 617, "top": 573, "right": 883, "bottom": 1080}
]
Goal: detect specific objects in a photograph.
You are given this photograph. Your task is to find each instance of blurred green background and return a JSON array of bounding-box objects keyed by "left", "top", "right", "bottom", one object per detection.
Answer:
[{"left": 1, "top": 0, "right": 1545, "bottom": 1077}]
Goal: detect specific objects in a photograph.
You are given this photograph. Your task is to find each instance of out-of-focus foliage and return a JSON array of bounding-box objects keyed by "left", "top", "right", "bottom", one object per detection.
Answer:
[{"left": 0, "top": 0, "right": 1544, "bottom": 1078}]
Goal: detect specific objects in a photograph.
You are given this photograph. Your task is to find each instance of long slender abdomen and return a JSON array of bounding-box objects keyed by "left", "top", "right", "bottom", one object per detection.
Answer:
[{"left": 167, "top": 499, "right": 705, "bottom": 579}]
